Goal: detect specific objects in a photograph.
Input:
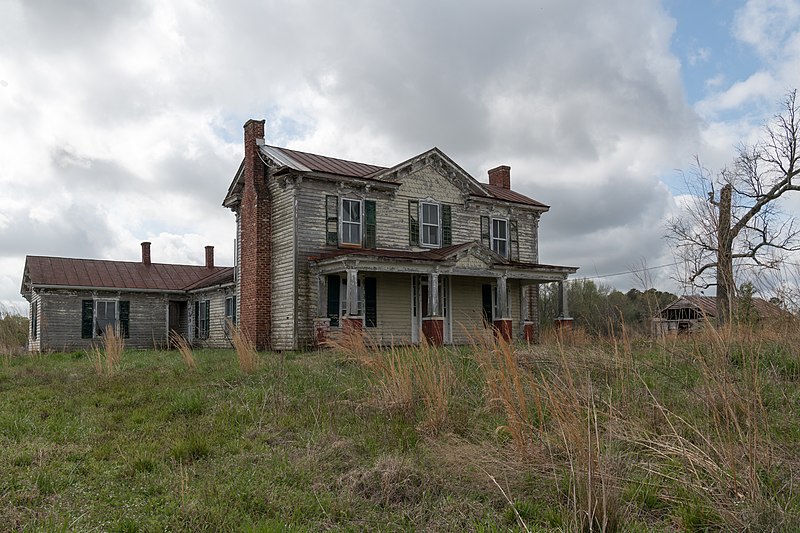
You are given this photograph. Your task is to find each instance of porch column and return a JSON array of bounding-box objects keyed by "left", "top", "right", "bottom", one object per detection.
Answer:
[
  {"left": 423, "top": 271, "right": 444, "bottom": 345},
  {"left": 493, "top": 275, "right": 513, "bottom": 342},
  {"left": 520, "top": 283, "right": 535, "bottom": 343},
  {"left": 341, "top": 268, "right": 363, "bottom": 335},
  {"left": 554, "top": 280, "right": 574, "bottom": 332},
  {"left": 313, "top": 274, "right": 331, "bottom": 348},
  {"left": 522, "top": 284, "right": 539, "bottom": 343}
]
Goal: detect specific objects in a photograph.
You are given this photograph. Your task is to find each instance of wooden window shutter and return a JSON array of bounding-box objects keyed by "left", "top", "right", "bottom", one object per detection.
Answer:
[
  {"left": 442, "top": 205, "right": 452, "bottom": 246},
  {"left": 326, "top": 275, "right": 340, "bottom": 327},
  {"left": 204, "top": 300, "right": 210, "bottom": 338},
  {"left": 325, "top": 195, "right": 338, "bottom": 245},
  {"left": 81, "top": 300, "right": 94, "bottom": 339},
  {"left": 480, "top": 216, "right": 490, "bottom": 246},
  {"left": 365, "top": 277, "right": 377, "bottom": 327},
  {"left": 408, "top": 200, "right": 419, "bottom": 245},
  {"left": 364, "top": 200, "right": 376, "bottom": 249},
  {"left": 509, "top": 220, "right": 519, "bottom": 261},
  {"left": 119, "top": 301, "right": 130, "bottom": 338}
]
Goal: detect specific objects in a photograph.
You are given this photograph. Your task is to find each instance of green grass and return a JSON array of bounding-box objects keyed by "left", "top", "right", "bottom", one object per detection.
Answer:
[{"left": 0, "top": 331, "right": 799, "bottom": 531}]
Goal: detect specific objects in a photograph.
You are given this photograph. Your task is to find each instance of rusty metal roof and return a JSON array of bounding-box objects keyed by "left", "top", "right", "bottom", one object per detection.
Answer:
[
  {"left": 477, "top": 184, "right": 548, "bottom": 208},
  {"left": 265, "top": 145, "right": 386, "bottom": 178},
  {"left": 24, "top": 256, "right": 233, "bottom": 292},
  {"left": 661, "top": 295, "right": 789, "bottom": 319}
]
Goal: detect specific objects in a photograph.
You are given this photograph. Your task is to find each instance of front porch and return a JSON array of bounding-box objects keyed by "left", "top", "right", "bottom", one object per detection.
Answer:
[{"left": 310, "top": 242, "right": 577, "bottom": 346}]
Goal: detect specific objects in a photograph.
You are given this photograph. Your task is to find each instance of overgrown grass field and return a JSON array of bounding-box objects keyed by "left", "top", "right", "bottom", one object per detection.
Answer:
[{"left": 1, "top": 326, "right": 799, "bottom": 531}]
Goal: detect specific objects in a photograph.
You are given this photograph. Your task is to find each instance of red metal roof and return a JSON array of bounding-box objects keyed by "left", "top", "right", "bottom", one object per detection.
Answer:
[
  {"left": 25, "top": 256, "right": 233, "bottom": 292},
  {"left": 269, "top": 146, "right": 387, "bottom": 178},
  {"left": 663, "top": 295, "right": 790, "bottom": 320},
  {"left": 475, "top": 184, "right": 548, "bottom": 208}
]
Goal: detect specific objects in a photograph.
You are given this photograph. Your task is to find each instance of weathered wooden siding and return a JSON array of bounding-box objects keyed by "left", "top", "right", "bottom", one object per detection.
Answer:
[
  {"left": 366, "top": 272, "right": 413, "bottom": 345},
  {"left": 189, "top": 287, "right": 234, "bottom": 349},
  {"left": 35, "top": 289, "right": 170, "bottom": 351},
  {"left": 290, "top": 163, "right": 542, "bottom": 347},
  {"left": 27, "top": 292, "right": 41, "bottom": 352},
  {"left": 270, "top": 181, "right": 296, "bottom": 350}
]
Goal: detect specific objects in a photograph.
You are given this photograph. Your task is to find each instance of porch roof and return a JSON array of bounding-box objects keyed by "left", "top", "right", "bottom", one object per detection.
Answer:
[{"left": 309, "top": 242, "right": 578, "bottom": 282}]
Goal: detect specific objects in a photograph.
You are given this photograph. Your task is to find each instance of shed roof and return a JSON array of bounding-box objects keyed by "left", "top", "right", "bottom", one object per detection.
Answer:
[
  {"left": 23, "top": 256, "right": 233, "bottom": 294},
  {"left": 660, "top": 295, "right": 789, "bottom": 320}
]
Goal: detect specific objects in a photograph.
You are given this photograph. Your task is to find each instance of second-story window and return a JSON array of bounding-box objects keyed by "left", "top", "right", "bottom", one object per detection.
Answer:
[
  {"left": 341, "top": 198, "right": 362, "bottom": 246},
  {"left": 492, "top": 218, "right": 509, "bottom": 257},
  {"left": 421, "top": 202, "right": 440, "bottom": 247}
]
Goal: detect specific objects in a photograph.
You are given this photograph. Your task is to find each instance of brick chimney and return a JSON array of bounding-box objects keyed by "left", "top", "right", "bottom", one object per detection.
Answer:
[
  {"left": 239, "top": 119, "right": 272, "bottom": 350},
  {"left": 205, "top": 245, "right": 214, "bottom": 268},
  {"left": 141, "top": 242, "right": 151, "bottom": 265},
  {"left": 488, "top": 165, "right": 511, "bottom": 190}
]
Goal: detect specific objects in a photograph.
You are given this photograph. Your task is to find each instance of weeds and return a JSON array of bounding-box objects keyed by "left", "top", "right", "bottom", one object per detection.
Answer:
[
  {"left": 228, "top": 320, "right": 259, "bottom": 374},
  {"left": 91, "top": 325, "right": 124, "bottom": 377},
  {"left": 170, "top": 332, "right": 197, "bottom": 370}
]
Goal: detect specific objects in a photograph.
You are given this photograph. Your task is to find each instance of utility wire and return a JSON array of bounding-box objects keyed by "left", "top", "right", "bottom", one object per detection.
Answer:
[{"left": 571, "top": 261, "right": 683, "bottom": 282}]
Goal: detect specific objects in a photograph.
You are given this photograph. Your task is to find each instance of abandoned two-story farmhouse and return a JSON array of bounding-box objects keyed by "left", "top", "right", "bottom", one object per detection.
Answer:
[
  {"left": 21, "top": 119, "right": 577, "bottom": 352},
  {"left": 226, "top": 120, "right": 577, "bottom": 350}
]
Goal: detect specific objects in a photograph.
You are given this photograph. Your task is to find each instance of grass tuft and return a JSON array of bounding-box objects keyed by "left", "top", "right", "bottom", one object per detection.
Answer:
[
  {"left": 228, "top": 321, "right": 259, "bottom": 374},
  {"left": 170, "top": 332, "right": 196, "bottom": 370},
  {"left": 91, "top": 325, "right": 124, "bottom": 377}
]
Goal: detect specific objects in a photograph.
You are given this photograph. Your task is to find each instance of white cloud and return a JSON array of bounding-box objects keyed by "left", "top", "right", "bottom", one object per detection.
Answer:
[{"left": 0, "top": 0, "right": 708, "bottom": 310}]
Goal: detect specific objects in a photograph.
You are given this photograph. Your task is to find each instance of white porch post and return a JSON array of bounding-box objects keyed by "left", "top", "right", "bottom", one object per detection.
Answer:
[
  {"left": 317, "top": 275, "right": 328, "bottom": 317},
  {"left": 428, "top": 272, "right": 439, "bottom": 317},
  {"left": 346, "top": 268, "right": 359, "bottom": 316},
  {"left": 520, "top": 283, "right": 529, "bottom": 322},
  {"left": 496, "top": 275, "right": 509, "bottom": 318},
  {"left": 557, "top": 280, "right": 569, "bottom": 318}
]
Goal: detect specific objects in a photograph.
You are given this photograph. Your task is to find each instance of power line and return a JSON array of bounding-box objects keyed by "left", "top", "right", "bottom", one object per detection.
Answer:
[{"left": 572, "top": 261, "right": 682, "bottom": 282}]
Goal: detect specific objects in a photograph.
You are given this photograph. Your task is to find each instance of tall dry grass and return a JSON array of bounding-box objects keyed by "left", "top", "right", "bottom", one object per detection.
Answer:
[
  {"left": 91, "top": 325, "right": 124, "bottom": 377},
  {"left": 228, "top": 321, "right": 259, "bottom": 374},
  {"left": 0, "top": 305, "right": 28, "bottom": 358},
  {"left": 330, "top": 330, "right": 455, "bottom": 433},
  {"left": 170, "top": 332, "right": 196, "bottom": 370}
]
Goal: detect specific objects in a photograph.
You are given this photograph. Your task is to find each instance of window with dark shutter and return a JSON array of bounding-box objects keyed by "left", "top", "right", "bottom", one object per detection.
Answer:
[
  {"left": 326, "top": 275, "right": 340, "bottom": 327},
  {"left": 119, "top": 301, "right": 130, "bottom": 338},
  {"left": 480, "top": 216, "right": 490, "bottom": 246},
  {"left": 325, "top": 195, "right": 338, "bottom": 245},
  {"left": 442, "top": 205, "right": 452, "bottom": 246},
  {"left": 481, "top": 284, "right": 493, "bottom": 324},
  {"left": 365, "top": 277, "right": 377, "bottom": 327},
  {"left": 509, "top": 220, "right": 519, "bottom": 261},
  {"left": 408, "top": 200, "right": 419, "bottom": 245},
  {"left": 81, "top": 300, "right": 94, "bottom": 339},
  {"left": 364, "top": 200, "right": 376, "bottom": 249},
  {"left": 31, "top": 301, "right": 38, "bottom": 341}
]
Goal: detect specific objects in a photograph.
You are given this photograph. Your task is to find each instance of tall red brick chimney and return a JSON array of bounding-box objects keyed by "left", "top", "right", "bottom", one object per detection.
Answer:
[
  {"left": 238, "top": 119, "right": 271, "bottom": 350},
  {"left": 205, "top": 245, "right": 214, "bottom": 268},
  {"left": 141, "top": 242, "right": 151, "bottom": 265},
  {"left": 488, "top": 165, "right": 511, "bottom": 190}
]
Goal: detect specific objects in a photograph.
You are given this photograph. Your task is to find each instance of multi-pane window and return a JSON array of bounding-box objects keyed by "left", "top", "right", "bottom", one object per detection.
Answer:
[
  {"left": 492, "top": 218, "right": 509, "bottom": 257},
  {"left": 341, "top": 198, "right": 362, "bottom": 246},
  {"left": 95, "top": 300, "right": 118, "bottom": 336},
  {"left": 30, "top": 301, "right": 38, "bottom": 341},
  {"left": 421, "top": 202, "right": 440, "bottom": 246},
  {"left": 225, "top": 296, "right": 236, "bottom": 325},
  {"left": 196, "top": 300, "right": 210, "bottom": 339}
]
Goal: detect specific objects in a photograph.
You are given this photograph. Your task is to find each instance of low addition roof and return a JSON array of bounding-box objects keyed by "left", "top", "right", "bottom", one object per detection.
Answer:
[{"left": 21, "top": 256, "right": 233, "bottom": 296}]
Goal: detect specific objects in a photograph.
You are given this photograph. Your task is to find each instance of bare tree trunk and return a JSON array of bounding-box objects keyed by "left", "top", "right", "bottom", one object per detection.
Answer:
[{"left": 716, "top": 184, "right": 734, "bottom": 324}]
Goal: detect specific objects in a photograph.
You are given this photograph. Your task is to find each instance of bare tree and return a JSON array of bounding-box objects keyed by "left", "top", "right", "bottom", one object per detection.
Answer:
[{"left": 667, "top": 90, "right": 800, "bottom": 324}]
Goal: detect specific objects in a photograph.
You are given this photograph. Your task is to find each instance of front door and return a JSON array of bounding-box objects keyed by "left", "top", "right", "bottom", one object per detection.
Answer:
[{"left": 168, "top": 301, "right": 187, "bottom": 345}]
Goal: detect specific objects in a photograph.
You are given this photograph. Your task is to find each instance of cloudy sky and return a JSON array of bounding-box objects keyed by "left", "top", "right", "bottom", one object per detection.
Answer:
[{"left": 2, "top": 0, "right": 800, "bottom": 312}]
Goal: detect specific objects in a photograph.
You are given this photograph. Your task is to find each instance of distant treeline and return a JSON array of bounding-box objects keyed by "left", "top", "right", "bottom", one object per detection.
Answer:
[{"left": 539, "top": 280, "right": 677, "bottom": 336}]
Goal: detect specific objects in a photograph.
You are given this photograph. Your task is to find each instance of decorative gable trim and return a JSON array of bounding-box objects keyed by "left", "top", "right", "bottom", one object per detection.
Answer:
[{"left": 370, "top": 148, "right": 490, "bottom": 199}]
